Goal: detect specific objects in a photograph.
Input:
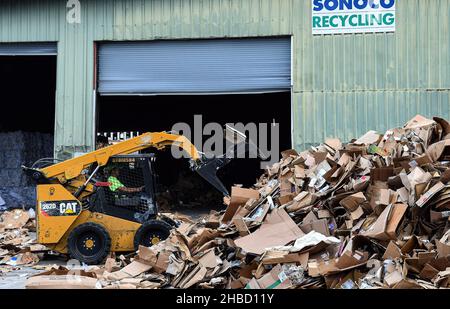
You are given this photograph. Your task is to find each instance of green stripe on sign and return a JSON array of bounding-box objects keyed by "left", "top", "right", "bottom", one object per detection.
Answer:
[
  {"left": 245, "top": 279, "right": 282, "bottom": 289},
  {"left": 266, "top": 279, "right": 282, "bottom": 290}
]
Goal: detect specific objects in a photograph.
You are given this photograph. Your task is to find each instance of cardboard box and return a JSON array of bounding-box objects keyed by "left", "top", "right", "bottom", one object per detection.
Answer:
[
  {"left": 234, "top": 208, "right": 304, "bottom": 255},
  {"left": 255, "top": 265, "right": 292, "bottom": 289},
  {"left": 427, "top": 139, "right": 450, "bottom": 162},
  {"left": 370, "top": 167, "right": 394, "bottom": 185},
  {"left": 1, "top": 209, "right": 30, "bottom": 230},
  {"left": 262, "top": 251, "right": 309, "bottom": 268},
  {"left": 245, "top": 278, "right": 261, "bottom": 289},
  {"left": 382, "top": 241, "right": 402, "bottom": 260},
  {"left": 335, "top": 251, "right": 369, "bottom": 271},
  {"left": 384, "top": 271, "right": 403, "bottom": 287},
  {"left": 362, "top": 203, "right": 408, "bottom": 241},
  {"left": 222, "top": 187, "right": 260, "bottom": 224},
  {"left": 279, "top": 171, "right": 296, "bottom": 205},
  {"left": 177, "top": 265, "right": 208, "bottom": 289},
  {"left": 340, "top": 193, "right": 366, "bottom": 212},
  {"left": 299, "top": 212, "right": 330, "bottom": 236},
  {"left": 416, "top": 182, "right": 446, "bottom": 208},
  {"left": 354, "top": 131, "right": 381, "bottom": 146},
  {"left": 436, "top": 230, "right": 450, "bottom": 258},
  {"left": 430, "top": 210, "right": 450, "bottom": 223},
  {"left": 106, "top": 261, "right": 152, "bottom": 281},
  {"left": 232, "top": 217, "right": 250, "bottom": 236}
]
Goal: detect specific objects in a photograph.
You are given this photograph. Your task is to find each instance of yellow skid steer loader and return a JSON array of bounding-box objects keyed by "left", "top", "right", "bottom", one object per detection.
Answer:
[{"left": 23, "top": 130, "right": 240, "bottom": 264}]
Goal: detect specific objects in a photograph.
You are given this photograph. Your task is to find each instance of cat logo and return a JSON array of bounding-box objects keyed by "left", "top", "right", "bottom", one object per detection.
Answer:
[{"left": 59, "top": 202, "right": 79, "bottom": 215}]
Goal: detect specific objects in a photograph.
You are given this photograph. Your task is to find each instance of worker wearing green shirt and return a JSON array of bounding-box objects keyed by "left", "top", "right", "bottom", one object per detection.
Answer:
[{"left": 108, "top": 167, "right": 144, "bottom": 193}]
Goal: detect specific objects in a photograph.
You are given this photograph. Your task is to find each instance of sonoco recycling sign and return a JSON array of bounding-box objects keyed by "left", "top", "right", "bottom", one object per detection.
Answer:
[{"left": 312, "top": 0, "right": 396, "bottom": 35}]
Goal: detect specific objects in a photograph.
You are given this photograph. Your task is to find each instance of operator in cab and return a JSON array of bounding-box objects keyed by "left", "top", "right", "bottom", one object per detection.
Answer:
[{"left": 108, "top": 167, "right": 144, "bottom": 193}]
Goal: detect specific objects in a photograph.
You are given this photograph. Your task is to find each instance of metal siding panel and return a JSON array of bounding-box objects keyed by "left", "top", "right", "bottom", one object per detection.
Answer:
[
  {"left": 292, "top": 0, "right": 450, "bottom": 150},
  {"left": 105, "top": 0, "right": 292, "bottom": 40},
  {"left": 0, "top": 0, "right": 59, "bottom": 42},
  {"left": 98, "top": 38, "right": 291, "bottom": 94},
  {"left": 295, "top": 0, "right": 450, "bottom": 92},
  {"left": 0, "top": 42, "right": 57, "bottom": 55},
  {"left": 54, "top": 0, "right": 95, "bottom": 157},
  {"left": 293, "top": 90, "right": 450, "bottom": 150}
]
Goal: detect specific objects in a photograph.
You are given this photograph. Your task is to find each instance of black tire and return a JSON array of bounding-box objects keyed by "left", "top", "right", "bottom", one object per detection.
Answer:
[
  {"left": 68, "top": 222, "right": 111, "bottom": 265},
  {"left": 134, "top": 220, "right": 172, "bottom": 249}
]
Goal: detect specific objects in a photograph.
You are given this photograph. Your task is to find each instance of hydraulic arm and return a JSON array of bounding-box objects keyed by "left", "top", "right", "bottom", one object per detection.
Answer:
[{"left": 24, "top": 131, "right": 231, "bottom": 197}]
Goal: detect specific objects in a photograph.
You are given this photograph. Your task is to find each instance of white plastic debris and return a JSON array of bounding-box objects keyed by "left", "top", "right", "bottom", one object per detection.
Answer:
[{"left": 28, "top": 208, "right": 36, "bottom": 219}]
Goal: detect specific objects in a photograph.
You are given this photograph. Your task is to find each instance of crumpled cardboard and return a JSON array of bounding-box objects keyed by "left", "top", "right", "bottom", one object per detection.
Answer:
[
  {"left": 106, "top": 261, "right": 152, "bottom": 281},
  {"left": 261, "top": 251, "right": 309, "bottom": 268},
  {"left": 416, "top": 182, "right": 446, "bottom": 208},
  {"left": 234, "top": 208, "right": 304, "bottom": 255},
  {"left": 1, "top": 209, "right": 30, "bottom": 230},
  {"left": 436, "top": 230, "right": 450, "bottom": 258},
  {"left": 354, "top": 131, "right": 382, "bottom": 146},
  {"left": 17, "top": 114, "right": 450, "bottom": 290},
  {"left": 382, "top": 241, "right": 402, "bottom": 260},
  {"left": 299, "top": 211, "right": 330, "bottom": 236},
  {"left": 197, "top": 249, "right": 221, "bottom": 269},
  {"left": 177, "top": 265, "right": 208, "bottom": 289},
  {"left": 427, "top": 140, "right": 450, "bottom": 162},
  {"left": 335, "top": 250, "right": 369, "bottom": 272},
  {"left": 340, "top": 192, "right": 366, "bottom": 212},
  {"left": 221, "top": 187, "right": 259, "bottom": 224},
  {"left": 26, "top": 275, "right": 99, "bottom": 289},
  {"left": 362, "top": 203, "right": 408, "bottom": 241},
  {"left": 246, "top": 264, "right": 293, "bottom": 289}
]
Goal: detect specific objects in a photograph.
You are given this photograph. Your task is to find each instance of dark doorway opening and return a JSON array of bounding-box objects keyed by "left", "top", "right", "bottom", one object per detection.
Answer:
[
  {"left": 0, "top": 56, "right": 57, "bottom": 209},
  {"left": 0, "top": 56, "right": 56, "bottom": 133},
  {"left": 97, "top": 92, "right": 291, "bottom": 211}
]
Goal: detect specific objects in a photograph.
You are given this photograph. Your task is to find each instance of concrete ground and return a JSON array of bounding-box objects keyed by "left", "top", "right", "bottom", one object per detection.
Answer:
[{"left": 0, "top": 259, "right": 66, "bottom": 289}]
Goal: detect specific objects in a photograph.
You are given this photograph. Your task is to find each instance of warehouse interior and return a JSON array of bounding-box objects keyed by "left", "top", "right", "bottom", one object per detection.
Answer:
[
  {"left": 96, "top": 92, "right": 291, "bottom": 208},
  {"left": 0, "top": 56, "right": 56, "bottom": 207},
  {"left": 0, "top": 56, "right": 56, "bottom": 134}
]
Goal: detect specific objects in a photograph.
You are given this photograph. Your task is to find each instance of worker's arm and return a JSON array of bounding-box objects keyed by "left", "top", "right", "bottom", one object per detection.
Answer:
[
  {"left": 116, "top": 186, "right": 144, "bottom": 193},
  {"left": 108, "top": 176, "right": 144, "bottom": 193}
]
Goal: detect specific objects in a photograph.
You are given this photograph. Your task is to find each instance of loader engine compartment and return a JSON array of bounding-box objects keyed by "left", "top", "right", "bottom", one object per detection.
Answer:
[{"left": 97, "top": 92, "right": 292, "bottom": 211}]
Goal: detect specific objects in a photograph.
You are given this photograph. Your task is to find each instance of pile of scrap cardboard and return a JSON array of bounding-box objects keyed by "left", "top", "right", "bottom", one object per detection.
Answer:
[
  {"left": 0, "top": 209, "right": 46, "bottom": 273},
  {"left": 27, "top": 115, "right": 450, "bottom": 289}
]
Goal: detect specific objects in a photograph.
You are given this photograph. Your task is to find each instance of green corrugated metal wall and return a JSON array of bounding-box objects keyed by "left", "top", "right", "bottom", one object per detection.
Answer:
[
  {"left": 294, "top": 0, "right": 450, "bottom": 149},
  {"left": 0, "top": 0, "right": 449, "bottom": 157}
]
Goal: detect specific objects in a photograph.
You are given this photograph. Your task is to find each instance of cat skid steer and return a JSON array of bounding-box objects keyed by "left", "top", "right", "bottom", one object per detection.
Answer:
[{"left": 23, "top": 129, "right": 244, "bottom": 264}]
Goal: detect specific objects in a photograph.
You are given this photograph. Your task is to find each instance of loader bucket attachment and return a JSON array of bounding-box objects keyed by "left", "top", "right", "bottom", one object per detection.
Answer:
[
  {"left": 195, "top": 156, "right": 231, "bottom": 197},
  {"left": 194, "top": 125, "right": 268, "bottom": 197}
]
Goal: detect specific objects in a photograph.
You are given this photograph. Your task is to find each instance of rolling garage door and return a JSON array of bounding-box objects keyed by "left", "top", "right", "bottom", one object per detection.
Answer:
[
  {"left": 0, "top": 42, "right": 57, "bottom": 56},
  {"left": 98, "top": 38, "right": 291, "bottom": 95}
]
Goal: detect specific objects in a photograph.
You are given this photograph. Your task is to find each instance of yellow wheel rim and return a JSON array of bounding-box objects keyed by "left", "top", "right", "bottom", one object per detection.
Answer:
[
  {"left": 85, "top": 239, "right": 95, "bottom": 249},
  {"left": 151, "top": 236, "right": 160, "bottom": 245}
]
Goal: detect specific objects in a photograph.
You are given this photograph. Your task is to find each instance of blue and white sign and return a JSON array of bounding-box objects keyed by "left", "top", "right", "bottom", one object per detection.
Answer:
[{"left": 312, "top": 0, "right": 396, "bottom": 35}]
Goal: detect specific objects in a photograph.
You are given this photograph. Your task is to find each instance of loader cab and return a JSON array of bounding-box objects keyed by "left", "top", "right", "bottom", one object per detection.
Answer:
[{"left": 90, "top": 154, "right": 159, "bottom": 223}]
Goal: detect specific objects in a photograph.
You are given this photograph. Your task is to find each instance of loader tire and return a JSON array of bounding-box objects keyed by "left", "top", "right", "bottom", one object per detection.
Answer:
[
  {"left": 68, "top": 222, "right": 111, "bottom": 265},
  {"left": 134, "top": 220, "right": 172, "bottom": 249}
]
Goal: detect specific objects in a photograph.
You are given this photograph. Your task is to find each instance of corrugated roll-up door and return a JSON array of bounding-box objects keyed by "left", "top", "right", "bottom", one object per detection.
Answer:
[
  {"left": 98, "top": 38, "right": 291, "bottom": 95},
  {"left": 0, "top": 43, "right": 57, "bottom": 55}
]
